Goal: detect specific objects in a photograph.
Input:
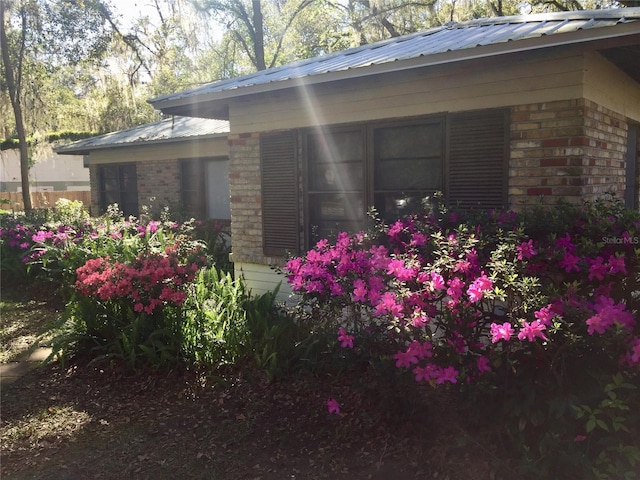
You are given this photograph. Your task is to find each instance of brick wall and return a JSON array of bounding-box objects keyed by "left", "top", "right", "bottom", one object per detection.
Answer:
[
  {"left": 510, "top": 99, "right": 628, "bottom": 207},
  {"left": 136, "top": 158, "right": 181, "bottom": 215},
  {"left": 228, "top": 133, "right": 266, "bottom": 265}
]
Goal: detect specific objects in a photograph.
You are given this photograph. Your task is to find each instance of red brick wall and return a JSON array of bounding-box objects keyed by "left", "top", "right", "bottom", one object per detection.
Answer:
[{"left": 510, "top": 99, "right": 629, "bottom": 207}]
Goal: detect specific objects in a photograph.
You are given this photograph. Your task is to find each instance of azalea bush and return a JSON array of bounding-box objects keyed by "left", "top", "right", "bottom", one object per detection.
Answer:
[
  {"left": 285, "top": 196, "right": 640, "bottom": 479},
  {"left": 0, "top": 202, "right": 242, "bottom": 368}
]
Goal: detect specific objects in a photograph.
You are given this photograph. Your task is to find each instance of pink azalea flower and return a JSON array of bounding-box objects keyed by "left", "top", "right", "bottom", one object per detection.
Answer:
[
  {"left": 586, "top": 296, "right": 636, "bottom": 335},
  {"left": 606, "top": 255, "right": 627, "bottom": 275},
  {"left": 407, "top": 340, "right": 433, "bottom": 359},
  {"left": 337, "top": 328, "right": 354, "bottom": 348},
  {"left": 516, "top": 240, "right": 537, "bottom": 260},
  {"left": 446, "top": 277, "right": 465, "bottom": 303},
  {"left": 435, "top": 366, "right": 458, "bottom": 384},
  {"left": 413, "top": 364, "right": 438, "bottom": 383},
  {"left": 410, "top": 232, "right": 427, "bottom": 246},
  {"left": 327, "top": 398, "right": 340, "bottom": 414},
  {"left": 559, "top": 251, "right": 581, "bottom": 273},
  {"left": 393, "top": 350, "right": 419, "bottom": 368},
  {"left": 387, "top": 259, "right": 415, "bottom": 282},
  {"left": 517, "top": 320, "right": 548, "bottom": 342},
  {"left": 587, "top": 256, "right": 607, "bottom": 281},
  {"left": 352, "top": 279, "right": 368, "bottom": 302},
  {"left": 467, "top": 274, "right": 492, "bottom": 303},
  {"left": 430, "top": 272, "right": 445, "bottom": 291},
  {"left": 627, "top": 337, "right": 640, "bottom": 364},
  {"left": 534, "top": 304, "right": 556, "bottom": 326},
  {"left": 490, "top": 322, "right": 514, "bottom": 343},
  {"left": 375, "top": 292, "right": 404, "bottom": 318},
  {"left": 476, "top": 356, "right": 491, "bottom": 373}
]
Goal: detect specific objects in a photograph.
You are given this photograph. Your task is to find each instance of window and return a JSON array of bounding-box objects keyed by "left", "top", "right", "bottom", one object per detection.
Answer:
[
  {"left": 261, "top": 109, "right": 508, "bottom": 254},
  {"left": 373, "top": 120, "right": 444, "bottom": 222},
  {"left": 181, "top": 160, "right": 206, "bottom": 218},
  {"left": 181, "top": 158, "right": 231, "bottom": 220},
  {"left": 306, "top": 128, "right": 365, "bottom": 242},
  {"left": 97, "top": 164, "right": 138, "bottom": 216}
]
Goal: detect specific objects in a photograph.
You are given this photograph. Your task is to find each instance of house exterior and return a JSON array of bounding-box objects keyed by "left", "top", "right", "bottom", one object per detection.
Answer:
[
  {"left": 148, "top": 8, "right": 640, "bottom": 297},
  {"left": 56, "top": 116, "right": 230, "bottom": 221},
  {"left": 0, "top": 148, "right": 89, "bottom": 193}
]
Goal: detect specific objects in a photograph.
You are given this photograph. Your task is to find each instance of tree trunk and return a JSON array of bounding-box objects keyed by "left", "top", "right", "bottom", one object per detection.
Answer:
[
  {"left": 252, "top": 0, "right": 266, "bottom": 71},
  {"left": 1, "top": 1, "right": 32, "bottom": 211}
]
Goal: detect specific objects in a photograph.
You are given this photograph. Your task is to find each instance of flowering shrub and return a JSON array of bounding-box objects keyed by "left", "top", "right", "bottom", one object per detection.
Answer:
[
  {"left": 285, "top": 197, "right": 640, "bottom": 478},
  {"left": 75, "top": 247, "right": 203, "bottom": 315}
]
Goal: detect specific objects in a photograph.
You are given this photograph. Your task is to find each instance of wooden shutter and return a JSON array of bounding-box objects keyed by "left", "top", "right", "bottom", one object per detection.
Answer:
[
  {"left": 448, "top": 109, "right": 508, "bottom": 210},
  {"left": 261, "top": 131, "right": 299, "bottom": 256}
]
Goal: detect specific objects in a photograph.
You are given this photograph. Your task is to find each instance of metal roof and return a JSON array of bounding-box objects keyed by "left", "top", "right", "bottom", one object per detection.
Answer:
[
  {"left": 150, "top": 7, "right": 640, "bottom": 117},
  {"left": 55, "top": 116, "right": 230, "bottom": 155}
]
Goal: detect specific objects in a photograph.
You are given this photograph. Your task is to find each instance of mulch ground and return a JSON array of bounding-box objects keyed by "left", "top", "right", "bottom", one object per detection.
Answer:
[{"left": 2, "top": 357, "right": 502, "bottom": 479}]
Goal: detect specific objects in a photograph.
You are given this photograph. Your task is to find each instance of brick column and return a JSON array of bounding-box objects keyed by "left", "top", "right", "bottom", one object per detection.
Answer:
[{"left": 228, "top": 132, "right": 265, "bottom": 264}]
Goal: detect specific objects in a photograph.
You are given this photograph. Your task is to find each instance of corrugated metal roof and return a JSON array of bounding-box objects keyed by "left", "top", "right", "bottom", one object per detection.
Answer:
[
  {"left": 150, "top": 7, "right": 640, "bottom": 111},
  {"left": 55, "top": 116, "right": 229, "bottom": 154}
]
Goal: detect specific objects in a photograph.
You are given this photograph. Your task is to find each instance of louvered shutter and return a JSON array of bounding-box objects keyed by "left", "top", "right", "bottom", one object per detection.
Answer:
[
  {"left": 448, "top": 110, "right": 508, "bottom": 210},
  {"left": 261, "top": 131, "right": 299, "bottom": 256}
]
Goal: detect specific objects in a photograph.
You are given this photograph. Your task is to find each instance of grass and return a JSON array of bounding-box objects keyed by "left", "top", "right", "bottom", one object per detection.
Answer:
[{"left": 1, "top": 282, "right": 500, "bottom": 480}]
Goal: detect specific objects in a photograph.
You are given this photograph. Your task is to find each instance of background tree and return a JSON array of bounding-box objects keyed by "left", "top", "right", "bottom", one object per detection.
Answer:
[
  {"left": 1, "top": 0, "right": 113, "bottom": 210},
  {"left": 191, "top": 0, "right": 319, "bottom": 71}
]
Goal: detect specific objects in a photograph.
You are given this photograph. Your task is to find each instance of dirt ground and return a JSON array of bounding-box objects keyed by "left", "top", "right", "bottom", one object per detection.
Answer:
[{"left": 1, "top": 285, "right": 499, "bottom": 480}]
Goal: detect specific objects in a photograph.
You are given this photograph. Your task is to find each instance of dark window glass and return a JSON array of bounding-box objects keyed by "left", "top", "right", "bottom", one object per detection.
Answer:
[
  {"left": 373, "top": 121, "right": 444, "bottom": 222},
  {"left": 307, "top": 129, "right": 365, "bottom": 244},
  {"left": 98, "top": 164, "right": 138, "bottom": 216},
  {"left": 180, "top": 160, "right": 206, "bottom": 218}
]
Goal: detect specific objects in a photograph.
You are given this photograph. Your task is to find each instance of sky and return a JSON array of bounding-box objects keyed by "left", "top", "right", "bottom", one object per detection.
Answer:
[{"left": 108, "top": 0, "right": 156, "bottom": 27}]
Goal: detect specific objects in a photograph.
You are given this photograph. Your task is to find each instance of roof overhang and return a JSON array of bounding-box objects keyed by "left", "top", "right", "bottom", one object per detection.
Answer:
[
  {"left": 150, "top": 20, "right": 640, "bottom": 120},
  {"left": 55, "top": 132, "right": 228, "bottom": 156}
]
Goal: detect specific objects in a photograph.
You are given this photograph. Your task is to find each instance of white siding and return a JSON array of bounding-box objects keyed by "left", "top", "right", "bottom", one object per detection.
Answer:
[{"left": 234, "top": 262, "right": 298, "bottom": 304}]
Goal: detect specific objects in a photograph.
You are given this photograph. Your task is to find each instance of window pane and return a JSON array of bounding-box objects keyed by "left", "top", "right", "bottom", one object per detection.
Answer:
[
  {"left": 308, "top": 130, "right": 363, "bottom": 163},
  {"left": 374, "top": 192, "right": 437, "bottom": 222},
  {"left": 376, "top": 124, "right": 442, "bottom": 159},
  {"left": 98, "top": 164, "right": 138, "bottom": 216},
  {"left": 373, "top": 122, "right": 443, "bottom": 221},
  {"left": 376, "top": 157, "right": 442, "bottom": 190},
  {"left": 307, "top": 129, "right": 365, "bottom": 246},
  {"left": 205, "top": 159, "right": 230, "bottom": 220},
  {"left": 309, "top": 161, "right": 364, "bottom": 191},
  {"left": 309, "top": 193, "right": 363, "bottom": 222}
]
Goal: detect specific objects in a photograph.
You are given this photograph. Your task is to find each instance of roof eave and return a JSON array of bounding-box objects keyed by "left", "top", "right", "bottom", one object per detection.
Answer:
[
  {"left": 55, "top": 132, "right": 229, "bottom": 156},
  {"left": 152, "top": 20, "right": 640, "bottom": 117}
]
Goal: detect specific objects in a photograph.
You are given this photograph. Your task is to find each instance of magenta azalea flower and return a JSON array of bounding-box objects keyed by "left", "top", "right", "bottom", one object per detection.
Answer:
[
  {"left": 337, "top": 328, "right": 354, "bottom": 348},
  {"left": 517, "top": 320, "right": 548, "bottom": 342},
  {"left": 327, "top": 398, "right": 340, "bottom": 414},
  {"left": 516, "top": 240, "right": 537, "bottom": 260},
  {"left": 490, "top": 322, "right": 514, "bottom": 343}
]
